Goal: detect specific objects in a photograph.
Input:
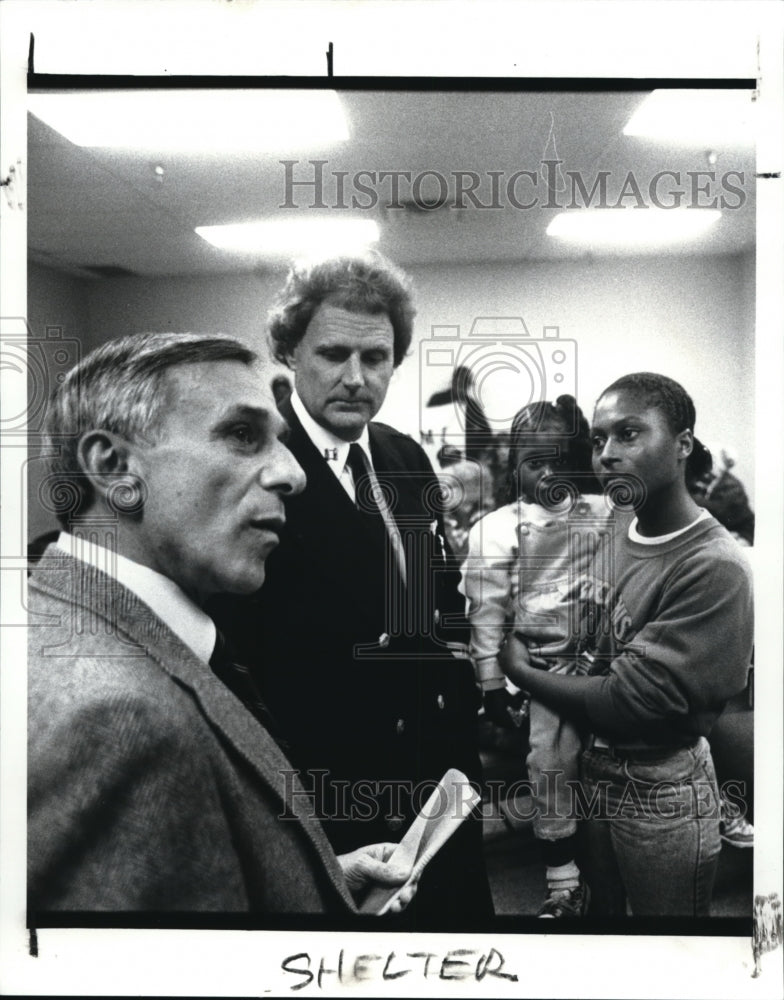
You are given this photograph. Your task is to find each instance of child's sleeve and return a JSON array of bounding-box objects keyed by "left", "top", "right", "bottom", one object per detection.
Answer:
[{"left": 460, "top": 511, "right": 516, "bottom": 691}]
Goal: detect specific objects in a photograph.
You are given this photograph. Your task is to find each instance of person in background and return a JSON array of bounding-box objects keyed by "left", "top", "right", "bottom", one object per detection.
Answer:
[
  {"left": 210, "top": 253, "right": 493, "bottom": 927},
  {"left": 271, "top": 372, "right": 293, "bottom": 409},
  {"left": 462, "top": 394, "right": 607, "bottom": 917},
  {"left": 28, "top": 331, "right": 415, "bottom": 916},
  {"left": 427, "top": 364, "right": 493, "bottom": 463},
  {"left": 435, "top": 444, "right": 494, "bottom": 559},
  {"left": 698, "top": 444, "right": 755, "bottom": 546},
  {"left": 506, "top": 373, "right": 753, "bottom": 915},
  {"left": 686, "top": 438, "right": 755, "bottom": 850}
]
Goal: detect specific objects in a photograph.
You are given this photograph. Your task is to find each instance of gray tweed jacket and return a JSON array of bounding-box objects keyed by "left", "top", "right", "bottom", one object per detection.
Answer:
[{"left": 27, "top": 545, "right": 356, "bottom": 915}]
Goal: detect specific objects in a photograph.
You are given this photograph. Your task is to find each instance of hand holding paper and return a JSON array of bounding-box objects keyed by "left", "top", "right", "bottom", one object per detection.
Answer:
[
  {"left": 337, "top": 842, "right": 417, "bottom": 913},
  {"left": 359, "top": 768, "right": 481, "bottom": 916}
]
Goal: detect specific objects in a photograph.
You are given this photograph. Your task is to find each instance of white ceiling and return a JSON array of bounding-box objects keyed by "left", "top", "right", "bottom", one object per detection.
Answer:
[{"left": 27, "top": 89, "right": 756, "bottom": 278}]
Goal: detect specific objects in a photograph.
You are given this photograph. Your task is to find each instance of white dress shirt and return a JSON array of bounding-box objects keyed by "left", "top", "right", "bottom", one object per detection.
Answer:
[
  {"left": 290, "top": 389, "right": 406, "bottom": 585},
  {"left": 290, "top": 389, "right": 374, "bottom": 501},
  {"left": 57, "top": 531, "right": 216, "bottom": 664}
]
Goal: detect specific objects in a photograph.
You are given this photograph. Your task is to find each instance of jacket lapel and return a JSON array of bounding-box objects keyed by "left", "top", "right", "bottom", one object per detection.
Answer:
[
  {"left": 31, "top": 547, "right": 356, "bottom": 911},
  {"left": 279, "top": 404, "right": 389, "bottom": 623}
]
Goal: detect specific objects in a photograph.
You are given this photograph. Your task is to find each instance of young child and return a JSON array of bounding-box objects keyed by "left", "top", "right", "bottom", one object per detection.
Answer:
[
  {"left": 507, "top": 373, "right": 753, "bottom": 916},
  {"left": 461, "top": 394, "right": 608, "bottom": 917}
]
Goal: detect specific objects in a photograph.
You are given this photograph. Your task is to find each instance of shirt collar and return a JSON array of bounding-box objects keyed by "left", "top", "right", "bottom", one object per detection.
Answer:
[
  {"left": 291, "top": 388, "right": 373, "bottom": 472},
  {"left": 628, "top": 507, "right": 711, "bottom": 545},
  {"left": 56, "top": 531, "right": 216, "bottom": 664}
]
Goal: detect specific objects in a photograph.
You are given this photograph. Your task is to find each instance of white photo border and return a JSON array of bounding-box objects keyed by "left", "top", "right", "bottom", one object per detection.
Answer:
[{"left": 1, "top": 1, "right": 782, "bottom": 996}]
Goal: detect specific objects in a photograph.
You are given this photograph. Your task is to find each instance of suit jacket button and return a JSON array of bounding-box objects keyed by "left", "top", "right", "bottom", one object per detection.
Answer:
[
  {"left": 387, "top": 816, "right": 405, "bottom": 832},
  {"left": 437, "top": 694, "right": 445, "bottom": 710},
  {"left": 433, "top": 609, "right": 441, "bottom": 626},
  {"left": 396, "top": 718, "right": 406, "bottom": 736},
  {"left": 378, "top": 632, "right": 390, "bottom": 648}
]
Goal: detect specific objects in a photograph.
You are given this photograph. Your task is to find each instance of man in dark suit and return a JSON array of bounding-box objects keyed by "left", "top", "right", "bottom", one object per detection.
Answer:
[
  {"left": 212, "top": 253, "right": 493, "bottom": 926},
  {"left": 27, "top": 331, "right": 415, "bottom": 917}
]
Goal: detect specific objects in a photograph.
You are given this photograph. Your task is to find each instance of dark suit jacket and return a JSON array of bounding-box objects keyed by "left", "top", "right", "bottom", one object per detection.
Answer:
[
  {"left": 27, "top": 546, "right": 356, "bottom": 917},
  {"left": 211, "top": 402, "right": 492, "bottom": 924}
]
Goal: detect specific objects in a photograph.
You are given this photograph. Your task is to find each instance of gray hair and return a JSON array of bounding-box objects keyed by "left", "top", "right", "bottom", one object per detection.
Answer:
[{"left": 44, "top": 331, "right": 257, "bottom": 524}]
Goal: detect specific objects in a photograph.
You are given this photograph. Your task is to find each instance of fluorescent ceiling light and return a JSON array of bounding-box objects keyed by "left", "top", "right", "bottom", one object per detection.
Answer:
[
  {"left": 28, "top": 90, "right": 349, "bottom": 151},
  {"left": 195, "top": 218, "right": 380, "bottom": 257},
  {"left": 623, "top": 89, "right": 756, "bottom": 145},
  {"left": 547, "top": 208, "right": 721, "bottom": 246}
]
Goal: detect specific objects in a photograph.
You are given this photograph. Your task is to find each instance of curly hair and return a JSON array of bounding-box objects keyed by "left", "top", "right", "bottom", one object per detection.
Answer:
[
  {"left": 268, "top": 252, "right": 415, "bottom": 368},
  {"left": 506, "top": 394, "right": 599, "bottom": 501}
]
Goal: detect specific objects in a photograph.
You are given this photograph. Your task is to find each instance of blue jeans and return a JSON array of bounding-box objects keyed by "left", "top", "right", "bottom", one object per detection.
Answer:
[{"left": 580, "top": 737, "right": 722, "bottom": 916}]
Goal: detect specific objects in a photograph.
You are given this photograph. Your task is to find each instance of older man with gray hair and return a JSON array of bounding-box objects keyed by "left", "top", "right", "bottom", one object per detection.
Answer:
[{"left": 27, "top": 331, "right": 414, "bottom": 917}]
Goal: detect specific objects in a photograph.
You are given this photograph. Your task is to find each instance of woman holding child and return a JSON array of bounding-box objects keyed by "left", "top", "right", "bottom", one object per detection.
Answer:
[{"left": 471, "top": 373, "right": 753, "bottom": 917}]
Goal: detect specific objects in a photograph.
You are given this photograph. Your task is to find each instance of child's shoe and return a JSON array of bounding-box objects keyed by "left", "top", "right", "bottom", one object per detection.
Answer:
[{"left": 537, "top": 879, "right": 590, "bottom": 918}]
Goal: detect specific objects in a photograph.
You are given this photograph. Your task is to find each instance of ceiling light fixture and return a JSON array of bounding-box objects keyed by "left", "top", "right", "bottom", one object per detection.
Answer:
[
  {"left": 195, "top": 218, "right": 380, "bottom": 257},
  {"left": 28, "top": 90, "right": 350, "bottom": 151},
  {"left": 546, "top": 208, "right": 721, "bottom": 246},
  {"left": 623, "top": 89, "right": 756, "bottom": 146}
]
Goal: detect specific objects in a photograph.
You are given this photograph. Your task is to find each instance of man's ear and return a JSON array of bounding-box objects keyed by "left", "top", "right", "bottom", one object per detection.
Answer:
[{"left": 76, "top": 430, "right": 147, "bottom": 515}]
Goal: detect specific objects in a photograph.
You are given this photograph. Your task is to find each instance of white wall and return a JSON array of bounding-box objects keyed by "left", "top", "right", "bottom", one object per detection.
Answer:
[
  {"left": 83, "top": 271, "right": 285, "bottom": 361},
  {"left": 27, "top": 251, "right": 756, "bottom": 540},
  {"left": 383, "top": 253, "right": 755, "bottom": 499},
  {"left": 83, "top": 251, "right": 756, "bottom": 499}
]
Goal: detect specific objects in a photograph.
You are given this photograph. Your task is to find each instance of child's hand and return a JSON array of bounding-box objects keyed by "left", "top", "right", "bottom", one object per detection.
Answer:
[{"left": 484, "top": 687, "right": 516, "bottom": 727}]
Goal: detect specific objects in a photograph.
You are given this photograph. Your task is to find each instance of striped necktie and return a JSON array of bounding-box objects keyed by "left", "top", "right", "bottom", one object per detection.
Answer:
[
  {"left": 345, "top": 443, "right": 407, "bottom": 588},
  {"left": 209, "top": 629, "right": 289, "bottom": 750}
]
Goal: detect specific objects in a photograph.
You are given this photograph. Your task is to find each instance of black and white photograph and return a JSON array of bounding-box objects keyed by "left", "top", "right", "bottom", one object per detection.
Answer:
[{"left": 1, "top": 1, "right": 782, "bottom": 996}]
